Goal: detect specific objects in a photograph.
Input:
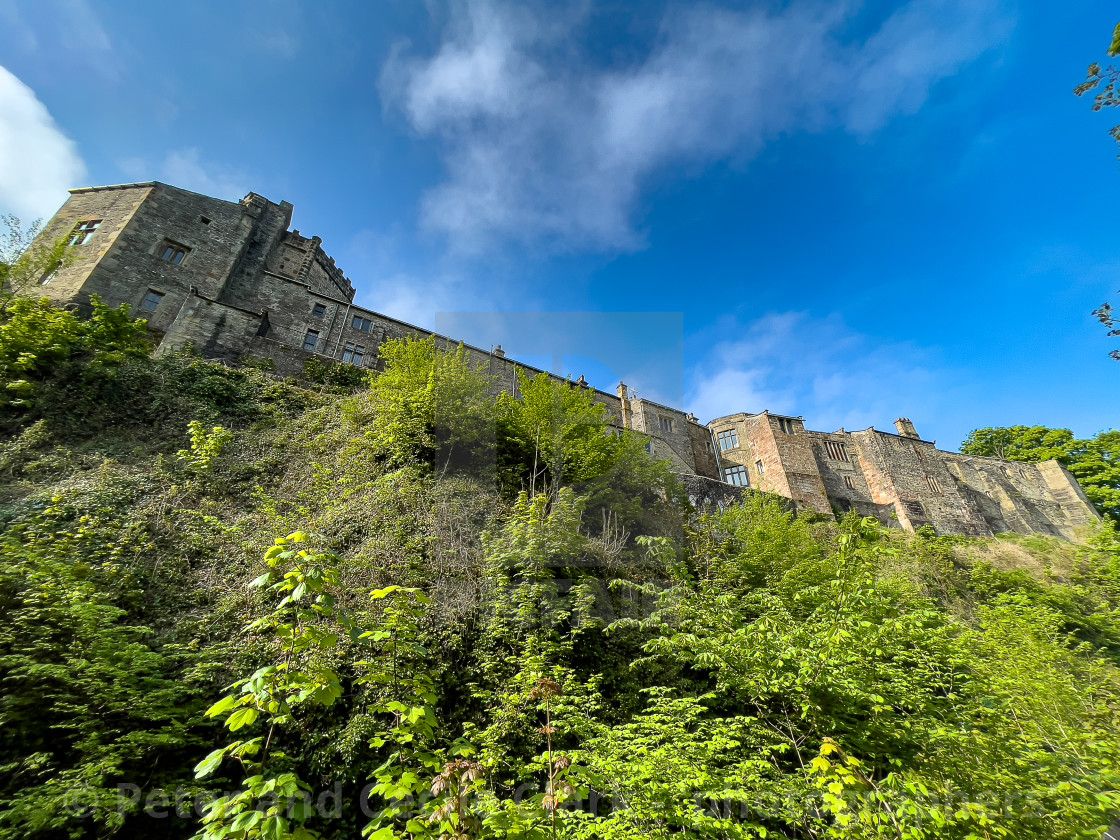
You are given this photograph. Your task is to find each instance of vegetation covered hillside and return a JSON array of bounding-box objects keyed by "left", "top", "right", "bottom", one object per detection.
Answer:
[{"left": 1, "top": 300, "right": 1120, "bottom": 840}]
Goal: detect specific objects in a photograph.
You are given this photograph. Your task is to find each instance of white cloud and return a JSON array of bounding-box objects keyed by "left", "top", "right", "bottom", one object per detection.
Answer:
[
  {"left": 159, "top": 148, "right": 250, "bottom": 201},
  {"left": 381, "top": 0, "right": 1011, "bottom": 253},
  {"left": 0, "top": 65, "right": 86, "bottom": 221},
  {"left": 687, "top": 311, "right": 961, "bottom": 441}
]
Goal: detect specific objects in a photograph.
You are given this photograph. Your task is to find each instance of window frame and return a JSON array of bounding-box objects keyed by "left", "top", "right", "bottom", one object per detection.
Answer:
[
  {"left": 159, "top": 240, "right": 190, "bottom": 265},
  {"left": 139, "top": 289, "right": 165, "bottom": 313},
  {"left": 658, "top": 416, "right": 674, "bottom": 434},
  {"left": 311, "top": 303, "right": 327, "bottom": 318},
  {"left": 716, "top": 428, "right": 739, "bottom": 451},
  {"left": 342, "top": 342, "right": 366, "bottom": 365},
  {"left": 724, "top": 464, "right": 749, "bottom": 487},
  {"left": 756, "top": 459, "right": 766, "bottom": 476},
  {"left": 352, "top": 315, "right": 373, "bottom": 333},
  {"left": 302, "top": 329, "right": 320, "bottom": 352},
  {"left": 68, "top": 220, "right": 101, "bottom": 246}
]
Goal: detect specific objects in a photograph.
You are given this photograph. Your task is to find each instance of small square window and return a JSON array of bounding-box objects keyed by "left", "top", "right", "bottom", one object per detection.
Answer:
[
  {"left": 777, "top": 418, "right": 795, "bottom": 434},
  {"left": 139, "top": 290, "right": 164, "bottom": 313},
  {"left": 706, "top": 440, "right": 713, "bottom": 453},
  {"left": 303, "top": 329, "right": 319, "bottom": 351},
  {"left": 199, "top": 216, "right": 211, "bottom": 225},
  {"left": 844, "top": 475, "right": 856, "bottom": 490},
  {"left": 312, "top": 303, "right": 326, "bottom": 318},
  {"left": 658, "top": 416, "right": 673, "bottom": 433},
  {"left": 644, "top": 441, "right": 653, "bottom": 454},
  {"left": 724, "top": 465, "right": 749, "bottom": 487},
  {"left": 756, "top": 459, "right": 765, "bottom": 476},
  {"left": 68, "top": 220, "right": 101, "bottom": 246},
  {"left": 160, "top": 241, "right": 190, "bottom": 265},
  {"left": 352, "top": 315, "right": 373, "bottom": 333}
]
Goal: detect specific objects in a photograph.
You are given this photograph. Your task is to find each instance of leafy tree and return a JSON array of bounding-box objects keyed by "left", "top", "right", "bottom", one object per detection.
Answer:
[
  {"left": 0, "top": 215, "right": 74, "bottom": 307},
  {"left": 0, "top": 492, "right": 199, "bottom": 839},
  {"left": 193, "top": 532, "right": 355, "bottom": 840},
  {"left": 959, "top": 425, "right": 1077, "bottom": 462},
  {"left": 0, "top": 295, "right": 150, "bottom": 425},
  {"left": 347, "top": 335, "right": 496, "bottom": 474},
  {"left": 960, "top": 425, "right": 1120, "bottom": 520},
  {"left": 1075, "top": 22, "right": 1120, "bottom": 359}
]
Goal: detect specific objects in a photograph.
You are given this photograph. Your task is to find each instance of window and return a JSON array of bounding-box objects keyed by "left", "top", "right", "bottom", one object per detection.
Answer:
[
  {"left": 68, "top": 220, "right": 101, "bottom": 245},
  {"left": 38, "top": 271, "right": 56, "bottom": 286},
  {"left": 725, "top": 465, "right": 749, "bottom": 487},
  {"left": 160, "top": 242, "right": 189, "bottom": 264},
  {"left": 302, "top": 329, "right": 319, "bottom": 351},
  {"left": 902, "top": 500, "right": 925, "bottom": 518},
  {"left": 756, "top": 459, "right": 766, "bottom": 476},
  {"left": 644, "top": 441, "right": 653, "bottom": 454},
  {"left": 705, "top": 440, "right": 713, "bottom": 453},
  {"left": 716, "top": 428, "right": 739, "bottom": 451},
  {"left": 844, "top": 475, "right": 856, "bottom": 490},
  {"left": 342, "top": 342, "right": 365, "bottom": 365},
  {"left": 777, "top": 417, "right": 795, "bottom": 434},
  {"left": 925, "top": 475, "right": 943, "bottom": 493},
  {"left": 352, "top": 315, "right": 373, "bottom": 333},
  {"left": 199, "top": 216, "right": 211, "bottom": 225},
  {"left": 139, "top": 290, "right": 164, "bottom": 313},
  {"left": 825, "top": 440, "right": 848, "bottom": 461},
  {"left": 312, "top": 303, "right": 326, "bottom": 318},
  {"left": 658, "top": 416, "right": 673, "bottom": 433}
]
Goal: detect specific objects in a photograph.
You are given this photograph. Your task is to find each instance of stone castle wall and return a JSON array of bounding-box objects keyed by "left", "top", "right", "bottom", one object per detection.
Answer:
[{"left": 25, "top": 181, "right": 1101, "bottom": 540}]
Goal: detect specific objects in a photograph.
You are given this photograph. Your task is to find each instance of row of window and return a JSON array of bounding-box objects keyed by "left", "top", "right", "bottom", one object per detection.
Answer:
[
  {"left": 309, "top": 310, "right": 374, "bottom": 334},
  {"left": 302, "top": 329, "right": 367, "bottom": 366}
]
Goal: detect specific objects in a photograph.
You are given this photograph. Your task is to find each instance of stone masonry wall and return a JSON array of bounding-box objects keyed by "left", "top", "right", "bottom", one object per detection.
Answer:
[{"left": 25, "top": 181, "right": 1103, "bottom": 541}]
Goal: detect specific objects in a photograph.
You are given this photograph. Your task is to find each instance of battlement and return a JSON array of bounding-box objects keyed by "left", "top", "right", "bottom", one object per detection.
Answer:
[{"left": 25, "top": 182, "right": 1101, "bottom": 541}]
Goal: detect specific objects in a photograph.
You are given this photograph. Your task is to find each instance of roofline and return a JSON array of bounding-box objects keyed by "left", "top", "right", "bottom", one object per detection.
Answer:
[{"left": 68, "top": 181, "right": 250, "bottom": 206}]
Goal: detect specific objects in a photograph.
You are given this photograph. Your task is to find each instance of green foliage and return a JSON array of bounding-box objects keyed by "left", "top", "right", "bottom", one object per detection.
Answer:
[
  {"left": 0, "top": 215, "right": 75, "bottom": 305},
  {"left": 178, "top": 421, "right": 234, "bottom": 474},
  {"left": 0, "top": 295, "right": 149, "bottom": 419},
  {"left": 1075, "top": 22, "right": 1120, "bottom": 359},
  {"left": 349, "top": 336, "right": 496, "bottom": 473},
  {"left": 960, "top": 425, "right": 1120, "bottom": 520},
  {"left": 303, "top": 356, "right": 369, "bottom": 391},
  {"left": 194, "top": 532, "right": 354, "bottom": 840},
  {"left": 1, "top": 308, "right": 1119, "bottom": 839},
  {"left": 0, "top": 490, "right": 199, "bottom": 839}
]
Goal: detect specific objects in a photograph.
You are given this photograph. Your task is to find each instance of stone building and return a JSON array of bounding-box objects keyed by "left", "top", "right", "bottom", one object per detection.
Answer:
[{"left": 25, "top": 181, "right": 1100, "bottom": 540}]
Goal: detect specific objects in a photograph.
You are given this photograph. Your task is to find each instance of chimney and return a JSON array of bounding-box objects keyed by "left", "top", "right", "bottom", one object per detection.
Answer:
[
  {"left": 617, "top": 382, "right": 632, "bottom": 429},
  {"left": 895, "top": 418, "right": 919, "bottom": 439},
  {"left": 492, "top": 344, "right": 505, "bottom": 358}
]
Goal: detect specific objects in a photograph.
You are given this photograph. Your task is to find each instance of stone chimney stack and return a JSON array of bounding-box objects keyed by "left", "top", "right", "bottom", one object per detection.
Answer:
[
  {"left": 895, "top": 418, "right": 919, "bottom": 439},
  {"left": 617, "top": 382, "right": 632, "bottom": 429},
  {"left": 492, "top": 344, "right": 505, "bottom": 358}
]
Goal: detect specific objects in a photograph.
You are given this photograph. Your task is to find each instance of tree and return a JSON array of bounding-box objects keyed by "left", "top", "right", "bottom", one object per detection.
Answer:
[
  {"left": 0, "top": 215, "right": 73, "bottom": 308},
  {"left": 960, "top": 425, "right": 1120, "bottom": 521},
  {"left": 1075, "top": 22, "right": 1120, "bottom": 359}
]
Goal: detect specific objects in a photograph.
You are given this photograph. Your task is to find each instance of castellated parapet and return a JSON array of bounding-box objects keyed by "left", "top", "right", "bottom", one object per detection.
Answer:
[{"left": 25, "top": 181, "right": 1100, "bottom": 540}]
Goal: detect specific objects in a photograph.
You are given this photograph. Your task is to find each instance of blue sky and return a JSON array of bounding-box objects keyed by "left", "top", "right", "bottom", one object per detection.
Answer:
[{"left": 1, "top": 0, "right": 1117, "bottom": 448}]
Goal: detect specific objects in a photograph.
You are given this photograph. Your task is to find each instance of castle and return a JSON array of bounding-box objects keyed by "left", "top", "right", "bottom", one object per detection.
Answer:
[{"left": 26, "top": 181, "right": 1100, "bottom": 540}]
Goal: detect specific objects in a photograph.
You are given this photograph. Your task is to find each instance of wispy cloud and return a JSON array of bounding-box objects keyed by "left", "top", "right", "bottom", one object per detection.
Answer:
[
  {"left": 687, "top": 311, "right": 964, "bottom": 442},
  {"left": 0, "top": 65, "right": 86, "bottom": 221},
  {"left": 381, "top": 0, "right": 1011, "bottom": 254},
  {"left": 119, "top": 148, "right": 251, "bottom": 201}
]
